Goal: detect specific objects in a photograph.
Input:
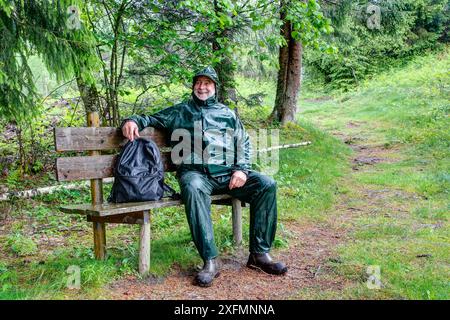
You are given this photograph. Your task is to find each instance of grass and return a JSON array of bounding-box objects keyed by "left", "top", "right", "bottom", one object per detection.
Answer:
[
  {"left": 274, "top": 121, "right": 351, "bottom": 222},
  {"left": 297, "top": 48, "right": 449, "bottom": 300}
]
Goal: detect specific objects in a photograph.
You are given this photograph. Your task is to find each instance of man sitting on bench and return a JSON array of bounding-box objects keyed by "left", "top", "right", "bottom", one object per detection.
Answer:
[{"left": 121, "top": 66, "right": 288, "bottom": 287}]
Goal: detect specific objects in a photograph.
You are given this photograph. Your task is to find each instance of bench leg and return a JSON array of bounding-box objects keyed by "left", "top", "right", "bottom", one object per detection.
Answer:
[
  {"left": 93, "top": 222, "right": 106, "bottom": 260},
  {"left": 139, "top": 210, "right": 151, "bottom": 276},
  {"left": 231, "top": 198, "right": 242, "bottom": 246}
]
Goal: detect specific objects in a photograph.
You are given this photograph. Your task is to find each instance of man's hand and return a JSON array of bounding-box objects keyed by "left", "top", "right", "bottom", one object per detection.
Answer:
[
  {"left": 122, "top": 121, "right": 140, "bottom": 141},
  {"left": 229, "top": 171, "right": 247, "bottom": 190}
]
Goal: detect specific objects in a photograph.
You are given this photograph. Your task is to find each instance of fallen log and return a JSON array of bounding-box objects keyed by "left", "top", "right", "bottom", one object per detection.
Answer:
[
  {"left": 0, "top": 178, "right": 114, "bottom": 202},
  {"left": 258, "top": 141, "right": 311, "bottom": 152}
]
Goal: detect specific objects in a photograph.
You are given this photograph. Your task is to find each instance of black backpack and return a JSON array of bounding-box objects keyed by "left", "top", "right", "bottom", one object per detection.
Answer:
[{"left": 108, "top": 137, "right": 179, "bottom": 203}]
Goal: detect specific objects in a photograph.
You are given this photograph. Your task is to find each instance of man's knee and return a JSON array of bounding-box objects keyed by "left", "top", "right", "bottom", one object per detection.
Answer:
[
  {"left": 266, "top": 176, "right": 277, "bottom": 191},
  {"left": 180, "top": 174, "right": 208, "bottom": 195},
  {"left": 256, "top": 174, "right": 277, "bottom": 192}
]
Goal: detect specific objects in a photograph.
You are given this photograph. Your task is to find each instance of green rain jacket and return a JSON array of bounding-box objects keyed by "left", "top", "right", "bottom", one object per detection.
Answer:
[{"left": 123, "top": 70, "right": 252, "bottom": 178}]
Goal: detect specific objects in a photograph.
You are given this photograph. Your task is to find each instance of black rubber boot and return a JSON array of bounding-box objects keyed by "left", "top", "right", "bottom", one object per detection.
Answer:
[
  {"left": 194, "top": 258, "right": 220, "bottom": 287},
  {"left": 247, "top": 253, "right": 288, "bottom": 275}
]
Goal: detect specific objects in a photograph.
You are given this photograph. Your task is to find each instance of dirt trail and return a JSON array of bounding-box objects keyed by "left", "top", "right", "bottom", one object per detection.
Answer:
[
  {"left": 108, "top": 221, "right": 347, "bottom": 300},
  {"left": 105, "top": 120, "right": 403, "bottom": 300}
]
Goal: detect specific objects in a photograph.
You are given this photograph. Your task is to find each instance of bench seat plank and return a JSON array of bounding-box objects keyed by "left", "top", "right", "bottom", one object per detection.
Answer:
[{"left": 60, "top": 194, "right": 234, "bottom": 217}]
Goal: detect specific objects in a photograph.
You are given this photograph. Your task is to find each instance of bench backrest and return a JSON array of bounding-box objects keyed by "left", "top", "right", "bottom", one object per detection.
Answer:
[{"left": 54, "top": 126, "right": 176, "bottom": 182}]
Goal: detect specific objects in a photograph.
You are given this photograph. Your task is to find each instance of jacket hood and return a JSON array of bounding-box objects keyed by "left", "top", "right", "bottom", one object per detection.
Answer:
[
  {"left": 192, "top": 66, "right": 220, "bottom": 86},
  {"left": 192, "top": 66, "right": 220, "bottom": 106}
]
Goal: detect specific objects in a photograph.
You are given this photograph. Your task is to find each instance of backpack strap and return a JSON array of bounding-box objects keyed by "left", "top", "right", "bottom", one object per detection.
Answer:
[{"left": 163, "top": 183, "right": 181, "bottom": 200}]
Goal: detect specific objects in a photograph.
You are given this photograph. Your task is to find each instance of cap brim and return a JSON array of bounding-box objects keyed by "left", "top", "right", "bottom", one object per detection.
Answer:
[{"left": 193, "top": 74, "right": 218, "bottom": 84}]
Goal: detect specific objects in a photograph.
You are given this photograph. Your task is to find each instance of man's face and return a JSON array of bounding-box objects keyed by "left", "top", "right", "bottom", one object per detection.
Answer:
[{"left": 193, "top": 76, "right": 216, "bottom": 101}]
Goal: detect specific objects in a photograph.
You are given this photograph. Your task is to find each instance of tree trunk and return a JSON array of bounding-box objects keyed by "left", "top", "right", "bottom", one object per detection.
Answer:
[
  {"left": 212, "top": 0, "right": 237, "bottom": 105},
  {"left": 109, "top": 1, "right": 127, "bottom": 127},
  {"left": 212, "top": 37, "right": 238, "bottom": 105},
  {"left": 84, "top": 0, "right": 127, "bottom": 126},
  {"left": 16, "top": 124, "right": 26, "bottom": 175},
  {"left": 282, "top": 36, "right": 302, "bottom": 123},
  {"left": 270, "top": 15, "right": 290, "bottom": 122},
  {"left": 76, "top": 76, "right": 101, "bottom": 114},
  {"left": 269, "top": 3, "right": 303, "bottom": 125}
]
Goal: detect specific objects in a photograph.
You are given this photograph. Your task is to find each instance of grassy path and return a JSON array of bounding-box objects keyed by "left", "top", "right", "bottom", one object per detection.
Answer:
[{"left": 295, "top": 50, "right": 449, "bottom": 299}]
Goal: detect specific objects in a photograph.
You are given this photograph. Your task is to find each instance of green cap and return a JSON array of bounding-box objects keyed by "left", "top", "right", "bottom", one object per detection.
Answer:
[{"left": 193, "top": 66, "right": 220, "bottom": 85}]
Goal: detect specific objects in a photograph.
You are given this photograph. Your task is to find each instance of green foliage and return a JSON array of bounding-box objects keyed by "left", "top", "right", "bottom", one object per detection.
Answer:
[
  {"left": 7, "top": 233, "right": 38, "bottom": 257},
  {"left": 287, "top": 0, "right": 335, "bottom": 50},
  {"left": 6, "top": 168, "right": 21, "bottom": 189},
  {"left": 0, "top": 106, "right": 57, "bottom": 178},
  {"left": 305, "top": 0, "right": 450, "bottom": 90},
  {"left": 0, "top": 0, "right": 99, "bottom": 121},
  {"left": 299, "top": 49, "right": 449, "bottom": 299}
]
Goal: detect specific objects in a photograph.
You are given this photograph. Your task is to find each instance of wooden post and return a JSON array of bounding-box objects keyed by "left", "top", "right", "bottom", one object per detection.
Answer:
[
  {"left": 139, "top": 210, "right": 151, "bottom": 276},
  {"left": 231, "top": 198, "right": 242, "bottom": 246},
  {"left": 87, "top": 112, "right": 106, "bottom": 260}
]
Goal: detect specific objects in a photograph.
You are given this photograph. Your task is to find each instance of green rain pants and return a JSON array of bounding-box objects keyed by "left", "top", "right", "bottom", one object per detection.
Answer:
[{"left": 178, "top": 170, "right": 277, "bottom": 261}]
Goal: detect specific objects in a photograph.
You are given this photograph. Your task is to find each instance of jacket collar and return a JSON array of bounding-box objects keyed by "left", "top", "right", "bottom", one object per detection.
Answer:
[{"left": 191, "top": 92, "right": 218, "bottom": 108}]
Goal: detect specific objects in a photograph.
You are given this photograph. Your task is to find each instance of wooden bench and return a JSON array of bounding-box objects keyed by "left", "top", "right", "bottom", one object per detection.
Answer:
[{"left": 54, "top": 112, "right": 243, "bottom": 275}]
